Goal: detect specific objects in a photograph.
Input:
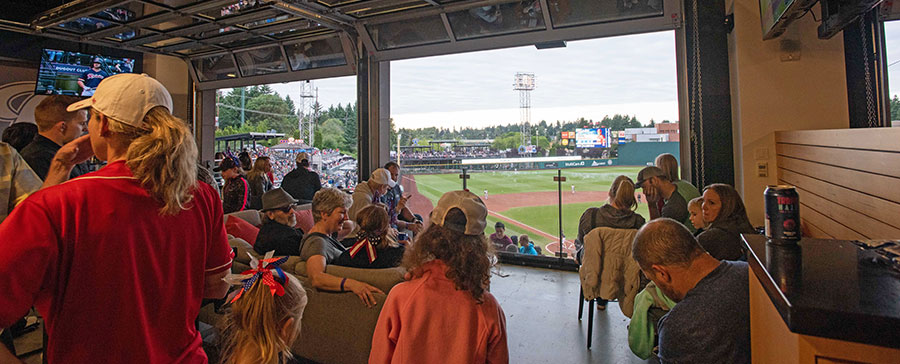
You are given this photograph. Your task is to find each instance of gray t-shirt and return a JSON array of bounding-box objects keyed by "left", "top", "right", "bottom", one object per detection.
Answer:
[
  {"left": 299, "top": 232, "right": 346, "bottom": 264},
  {"left": 658, "top": 261, "right": 750, "bottom": 364}
]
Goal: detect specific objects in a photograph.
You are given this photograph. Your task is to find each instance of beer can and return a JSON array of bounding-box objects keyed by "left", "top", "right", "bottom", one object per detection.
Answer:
[{"left": 765, "top": 185, "right": 801, "bottom": 242}]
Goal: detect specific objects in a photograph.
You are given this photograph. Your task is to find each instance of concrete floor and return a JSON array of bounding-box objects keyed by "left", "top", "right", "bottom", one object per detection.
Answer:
[
  {"left": 15, "top": 264, "right": 657, "bottom": 364},
  {"left": 491, "top": 264, "right": 658, "bottom": 364}
]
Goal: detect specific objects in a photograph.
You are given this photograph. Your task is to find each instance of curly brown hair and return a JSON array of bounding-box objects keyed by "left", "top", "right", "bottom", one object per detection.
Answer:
[{"left": 402, "top": 212, "right": 495, "bottom": 303}]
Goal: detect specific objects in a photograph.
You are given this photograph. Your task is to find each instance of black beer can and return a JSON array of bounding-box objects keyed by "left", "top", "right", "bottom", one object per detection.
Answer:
[{"left": 765, "top": 185, "right": 801, "bottom": 242}]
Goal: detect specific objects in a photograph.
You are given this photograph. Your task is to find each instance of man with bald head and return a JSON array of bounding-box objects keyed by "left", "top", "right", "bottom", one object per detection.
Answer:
[{"left": 632, "top": 218, "right": 750, "bottom": 364}]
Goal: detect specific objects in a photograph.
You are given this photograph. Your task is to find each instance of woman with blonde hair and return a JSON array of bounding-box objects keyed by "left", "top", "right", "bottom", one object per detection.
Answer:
[
  {"left": 247, "top": 156, "right": 274, "bottom": 210},
  {"left": 575, "top": 175, "right": 646, "bottom": 309},
  {"left": 219, "top": 253, "right": 308, "bottom": 364},
  {"left": 0, "top": 74, "right": 233, "bottom": 363}
]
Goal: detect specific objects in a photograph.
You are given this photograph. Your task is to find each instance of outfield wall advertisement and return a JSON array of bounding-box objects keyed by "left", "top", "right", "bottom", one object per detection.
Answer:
[{"left": 539, "top": 159, "right": 615, "bottom": 169}]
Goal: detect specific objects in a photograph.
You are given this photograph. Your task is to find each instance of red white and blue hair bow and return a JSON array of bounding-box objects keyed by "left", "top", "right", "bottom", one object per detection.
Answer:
[{"left": 223, "top": 250, "right": 289, "bottom": 303}]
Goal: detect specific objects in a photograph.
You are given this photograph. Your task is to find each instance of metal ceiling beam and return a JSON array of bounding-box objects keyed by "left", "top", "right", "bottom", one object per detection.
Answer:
[
  {"left": 87, "top": 11, "right": 183, "bottom": 39},
  {"left": 360, "top": 0, "right": 521, "bottom": 24},
  {"left": 123, "top": 7, "right": 284, "bottom": 46},
  {"left": 31, "top": 0, "right": 132, "bottom": 29},
  {"left": 272, "top": 0, "right": 356, "bottom": 33},
  {"left": 159, "top": 18, "right": 315, "bottom": 52}
]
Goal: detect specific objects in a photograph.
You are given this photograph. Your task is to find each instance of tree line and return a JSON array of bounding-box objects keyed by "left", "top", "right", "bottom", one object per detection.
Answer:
[{"left": 215, "top": 85, "right": 673, "bottom": 155}]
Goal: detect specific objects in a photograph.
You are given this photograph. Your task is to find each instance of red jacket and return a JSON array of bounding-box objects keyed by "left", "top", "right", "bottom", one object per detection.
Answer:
[{"left": 369, "top": 260, "right": 508, "bottom": 364}]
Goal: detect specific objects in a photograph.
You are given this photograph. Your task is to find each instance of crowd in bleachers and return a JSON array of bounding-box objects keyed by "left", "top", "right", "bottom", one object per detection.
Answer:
[{"left": 397, "top": 148, "right": 505, "bottom": 160}]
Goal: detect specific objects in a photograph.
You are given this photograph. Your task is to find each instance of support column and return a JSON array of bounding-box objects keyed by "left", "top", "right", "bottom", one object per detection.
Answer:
[
  {"left": 683, "top": 0, "right": 734, "bottom": 188},
  {"left": 357, "top": 52, "right": 390, "bottom": 181},
  {"left": 843, "top": 8, "right": 889, "bottom": 128},
  {"left": 195, "top": 90, "right": 217, "bottom": 169}
]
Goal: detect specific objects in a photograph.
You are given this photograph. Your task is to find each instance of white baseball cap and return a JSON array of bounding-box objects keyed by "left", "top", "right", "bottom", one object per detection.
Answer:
[
  {"left": 67, "top": 73, "right": 173, "bottom": 128},
  {"left": 370, "top": 168, "right": 396, "bottom": 188},
  {"left": 430, "top": 190, "right": 488, "bottom": 236}
]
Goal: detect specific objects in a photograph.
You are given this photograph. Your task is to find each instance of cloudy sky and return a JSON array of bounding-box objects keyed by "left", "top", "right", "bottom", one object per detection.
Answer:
[
  {"left": 270, "top": 30, "right": 678, "bottom": 129},
  {"left": 268, "top": 21, "right": 900, "bottom": 129}
]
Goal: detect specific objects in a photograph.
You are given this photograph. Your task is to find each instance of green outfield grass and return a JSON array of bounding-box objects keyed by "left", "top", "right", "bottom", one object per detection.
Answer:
[
  {"left": 411, "top": 167, "right": 644, "bottom": 203},
  {"left": 408, "top": 166, "right": 646, "bottom": 255}
]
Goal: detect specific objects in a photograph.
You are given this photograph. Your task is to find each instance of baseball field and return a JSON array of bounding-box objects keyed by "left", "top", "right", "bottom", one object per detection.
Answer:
[{"left": 400, "top": 166, "right": 649, "bottom": 256}]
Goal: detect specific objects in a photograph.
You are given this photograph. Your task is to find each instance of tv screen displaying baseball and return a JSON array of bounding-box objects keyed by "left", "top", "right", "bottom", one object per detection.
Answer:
[{"left": 35, "top": 49, "right": 137, "bottom": 96}]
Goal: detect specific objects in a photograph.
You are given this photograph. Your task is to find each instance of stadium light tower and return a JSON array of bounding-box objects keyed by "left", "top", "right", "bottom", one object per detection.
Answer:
[
  {"left": 298, "top": 81, "right": 317, "bottom": 146},
  {"left": 513, "top": 72, "right": 535, "bottom": 149}
]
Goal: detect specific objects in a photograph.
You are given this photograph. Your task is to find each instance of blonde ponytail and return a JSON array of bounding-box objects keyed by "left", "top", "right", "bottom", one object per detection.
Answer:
[
  {"left": 609, "top": 175, "right": 638, "bottom": 211},
  {"left": 108, "top": 106, "right": 198, "bottom": 215}
]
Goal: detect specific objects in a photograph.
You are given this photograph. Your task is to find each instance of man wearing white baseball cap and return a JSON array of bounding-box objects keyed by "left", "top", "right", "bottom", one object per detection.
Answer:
[
  {"left": 0, "top": 73, "right": 233, "bottom": 364},
  {"left": 346, "top": 168, "right": 396, "bottom": 236}
]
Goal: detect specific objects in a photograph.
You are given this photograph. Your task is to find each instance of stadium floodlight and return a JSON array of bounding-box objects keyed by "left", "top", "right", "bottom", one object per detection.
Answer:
[{"left": 513, "top": 72, "right": 535, "bottom": 149}]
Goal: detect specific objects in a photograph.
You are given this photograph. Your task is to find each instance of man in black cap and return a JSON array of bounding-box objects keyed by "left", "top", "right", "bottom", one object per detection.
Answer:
[
  {"left": 215, "top": 156, "right": 249, "bottom": 214},
  {"left": 635, "top": 166, "right": 700, "bottom": 233},
  {"left": 254, "top": 188, "right": 304, "bottom": 256}
]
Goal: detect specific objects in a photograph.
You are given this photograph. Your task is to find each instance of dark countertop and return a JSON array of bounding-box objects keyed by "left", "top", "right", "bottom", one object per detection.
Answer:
[{"left": 742, "top": 234, "right": 900, "bottom": 349}]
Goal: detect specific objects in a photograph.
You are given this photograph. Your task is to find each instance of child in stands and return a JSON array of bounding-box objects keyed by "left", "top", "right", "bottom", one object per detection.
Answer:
[
  {"left": 518, "top": 234, "right": 538, "bottom": 255},
  {"left": 337, "top": 204, "right": 406, "bottom": 269},
  {"left": 219, "top": 252, "right": 308, "bottom": 364},
  {"left": 688, "top": 197, "right": 707, "bottom": 236}
]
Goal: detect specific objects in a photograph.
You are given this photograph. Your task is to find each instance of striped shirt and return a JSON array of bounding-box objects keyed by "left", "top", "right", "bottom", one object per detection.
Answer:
[{"left": 0, "top": 142, "right": 42, "bottom": 222}]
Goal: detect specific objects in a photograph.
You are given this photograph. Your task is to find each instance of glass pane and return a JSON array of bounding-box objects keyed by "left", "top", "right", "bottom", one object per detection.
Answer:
[
  {"left": 147, "top": 17, "right": 197, "bottom": 31},
  {"left": 446, "top": 1, "right": 545, "bottom": 40},
  {"left": 57, "top": 17, "right": 115, "bottom": 34},
  {"left": 548, "top": 0, "right": 664, "bottom": 28},
  {"left": 202, "top": 0, "right": 268, "bottom": 19},
  {"left": 144, "top": 37, "right": 191, "bottom": 48},
  {"left": 348, "top": 1, "right": 429, "bottom": 18},
  {"left": 241, "top": 13, "right": 295, "bottom": 28},
  {"left": 177, "top": 45, "right": 218, "bottom": 56},
  {"left": 366, "top": 15, "right": 450, "bottom": 50},
  {"left": 286, "top": 37, "right": 347, "bottom": 71},
  {"left": 220, "top": 36, "right": 270, "bottom": 49},
  {"left": 235, "top": 46, "right": 288, "bottom": 77},
  {"left": 192, "top": 55, "right": 238, "bottom": 81}
]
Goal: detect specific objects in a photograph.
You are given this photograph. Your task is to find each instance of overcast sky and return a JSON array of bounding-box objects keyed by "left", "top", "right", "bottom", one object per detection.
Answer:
[
  {"left": 269, "top": 30, "right": 678, "bottom": 129},
  {"left": 267, "top": 21, "right": 900, "bottom": 129}
]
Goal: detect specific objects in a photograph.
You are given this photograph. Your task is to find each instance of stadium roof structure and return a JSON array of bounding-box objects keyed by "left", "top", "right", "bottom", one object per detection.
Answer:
[
  {"left": 214, "top": 132, "right": 285, "bottom": 142},
  {"left": 3, "top": 0, "right": 681, "bottom": 90},
  {"left": 270, "top": 141, "right": 311, "bottom": 150}
]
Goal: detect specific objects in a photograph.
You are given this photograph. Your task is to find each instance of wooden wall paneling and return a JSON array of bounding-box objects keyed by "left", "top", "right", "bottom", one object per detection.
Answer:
[
  {"left": 802, "top": 219, "right": 834, "bottom": 239},
  {"left": 775, "top": 128, "right": 900, "bottom": 152},
  {"left": 789, "top": 184, "right": 900, "bottom": 239},
  {"left": 777, "top": 156, "right": 900, "bottom": 204},
  {"left": 778, "top": 169, "right": 900, "bottom": 231},
  {"left": 799, "top": 203, "right": 868, "bottom": 240},
  {"left": 775, "top": 143, "right": 900, "bottom": 179}
]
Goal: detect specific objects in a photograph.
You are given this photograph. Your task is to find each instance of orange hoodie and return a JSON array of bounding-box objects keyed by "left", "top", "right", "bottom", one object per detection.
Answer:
[{"left": 369, "top": 260, "right": 509, "bottom": 364}]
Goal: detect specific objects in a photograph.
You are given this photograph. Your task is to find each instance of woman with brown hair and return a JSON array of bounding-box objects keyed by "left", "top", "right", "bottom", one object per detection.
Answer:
[
  {"left": 575, "top": 175, "right": 646, "bottom": 309},
  {"left": 247, "top": 156, "right": 274, "bottom": 210},
  {"left": 336, "top": 204, "right": 406, "bottom": 269},
  {"left": 697, "top": 183, "right": 756, "bottom": 261},
  {"left": 370, "top": 190, "right": 508, "bottom": 364}
]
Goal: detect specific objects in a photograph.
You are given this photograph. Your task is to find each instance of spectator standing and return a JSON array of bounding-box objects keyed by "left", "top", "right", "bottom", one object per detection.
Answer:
[
  {"left": 281, "top": 151, "right": 321, "bottom": 203},
  {"left": 247, "top": 156, "right": 274, "bottom": 210},
  {"left": 0, "top": 74, "right": 233, "bottom": 363},
  {"left": 632, "top": 219, "right": 750, "bottom": 364},
  {"left": 20, "top": 96, "right": 92, "bottom": 180},
  {"left": 254, "top": 188, "right": 303, "bottom": 256},
  {"left": 299, "top": 188, "right": 384, "bottom": 307},
  {"left": 238, "top": 151, "right": 252, "bottom": 173},
  {"left": 370, "top": 190, "right": 508, "bottom": 364},
  {"left": 635, "top": 166, "right": 700, "bottom": 233},
  {"left": 2, "top": 123, "right": 38, "bottom": 152},
  {"left": 218, "top": 156, "right": 250, "bottom": 214},
  {"left": 697, "top": 184, "right": 755, "bottom": 261},
  {"left": 0, "top": 142, "right": 41, "bottom": 223},
  {"left": 489, "top": 221, "right": 514, "bottom": 250}
]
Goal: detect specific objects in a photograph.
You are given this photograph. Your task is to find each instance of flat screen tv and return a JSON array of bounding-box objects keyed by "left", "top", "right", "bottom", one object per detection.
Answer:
[
  {"left": 35, "top": 49, "right": 137, "bottom": 96},
  {"left": 759, "top": 0, "right": 817, "bottom": 40},
  {"left": 818, "top": 0, "right": 883, "bottom": 39}
]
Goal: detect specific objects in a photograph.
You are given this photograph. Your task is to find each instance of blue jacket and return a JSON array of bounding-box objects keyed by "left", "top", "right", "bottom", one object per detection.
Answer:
[{"left": 519, "top": 243, "right": 538, "bottom": 255}]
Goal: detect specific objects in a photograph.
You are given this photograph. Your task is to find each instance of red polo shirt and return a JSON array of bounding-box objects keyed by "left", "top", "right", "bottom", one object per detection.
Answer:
[{"left": 0, "top": 160, "right": 233, "bottom": 363}]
